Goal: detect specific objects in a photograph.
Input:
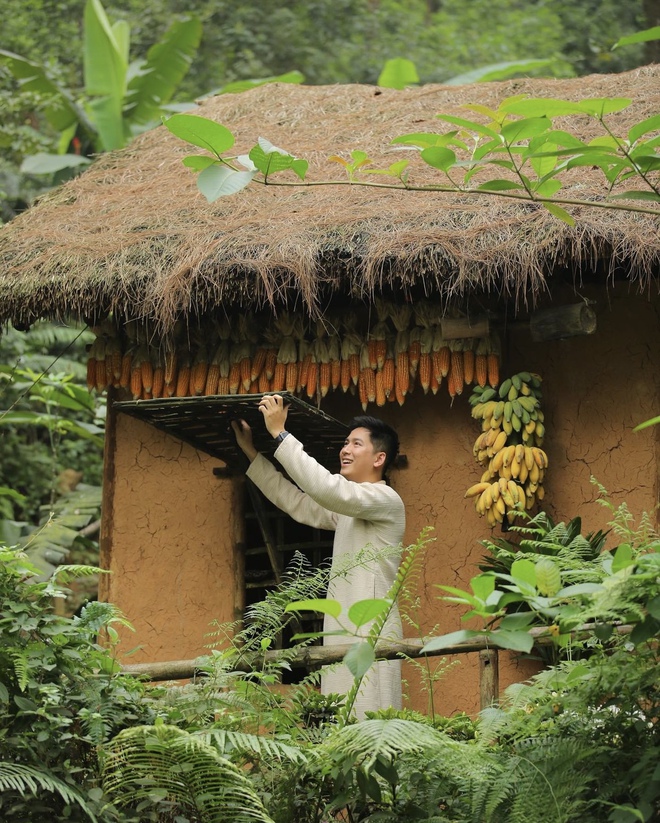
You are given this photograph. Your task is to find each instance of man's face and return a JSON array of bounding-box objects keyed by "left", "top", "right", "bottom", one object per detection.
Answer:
[{"left": 339, "top": 427, "right": 385, "bottom": 482}]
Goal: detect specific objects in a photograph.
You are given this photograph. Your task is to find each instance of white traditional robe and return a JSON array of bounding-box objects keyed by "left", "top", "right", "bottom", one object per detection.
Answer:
[{"left": 246, "top": 433, "right": 406, "bottom": 718}]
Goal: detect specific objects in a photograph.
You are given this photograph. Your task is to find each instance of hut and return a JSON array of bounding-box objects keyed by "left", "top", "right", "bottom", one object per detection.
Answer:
[{"left": 1, "top": 65, "right": 659, "bottom": 716}]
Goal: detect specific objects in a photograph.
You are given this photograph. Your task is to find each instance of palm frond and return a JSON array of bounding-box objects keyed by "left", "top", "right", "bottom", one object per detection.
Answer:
[
  {"left": 0, "top": 761, "right": 97, "bottom": 821},
  {"left": 102, "top": 723, "right": 276, "bottom": 823}
]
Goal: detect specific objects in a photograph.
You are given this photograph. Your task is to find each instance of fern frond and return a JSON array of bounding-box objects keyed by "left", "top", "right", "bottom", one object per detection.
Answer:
[
  {"left": 0, "top": 761, "right": 97, "bottom": 821},
  {"left": 102, "top": 723, "right": 275, "bottom": 823},
  {"left": 200, "top": 729, "right": 308, "bottom": 765},
  {"left": 321, "top": 719, "right": 450, "bottom": 770}
]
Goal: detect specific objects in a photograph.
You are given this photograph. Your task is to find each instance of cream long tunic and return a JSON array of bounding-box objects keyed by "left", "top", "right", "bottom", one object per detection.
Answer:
[{"left": 246, "top": 434, "right": 406, "bottom": 718}]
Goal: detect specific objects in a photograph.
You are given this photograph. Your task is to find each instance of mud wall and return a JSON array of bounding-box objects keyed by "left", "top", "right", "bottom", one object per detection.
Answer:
[
  {"left": 99, "top": 413, "right": 243, "bottom": 664},
  {"left": 102, "top": 287, "right": 659, "bottom": 715}
]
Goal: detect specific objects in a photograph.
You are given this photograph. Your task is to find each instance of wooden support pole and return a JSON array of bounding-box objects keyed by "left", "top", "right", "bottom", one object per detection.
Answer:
[
  {"left": 479, "top": 649, "right": 499, "bottom": 710},
  {"left": 119, "top": 625, "right": 632, "bottom": 682},
  {"left": 245, "top": 478, "right": 281, "bottom": 585}
]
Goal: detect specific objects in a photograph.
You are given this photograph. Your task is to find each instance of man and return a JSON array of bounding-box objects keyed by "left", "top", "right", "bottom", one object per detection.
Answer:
[{"left": 231, "top": 394, "right": 405, "bottom": 718}]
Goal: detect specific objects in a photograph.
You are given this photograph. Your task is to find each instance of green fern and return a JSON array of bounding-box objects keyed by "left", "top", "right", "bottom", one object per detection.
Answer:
[
  {"left": 102, "top": 723, "right": 275, "bottom": 823},
  {"left": 200, "top": 729, "right": 308, "bottom": 764},
  {"left": 321, "top": 718, "right": 449, "bottom": 769},
  {"left": 0, "top": 761, "right": 97, "bottom": 821}
]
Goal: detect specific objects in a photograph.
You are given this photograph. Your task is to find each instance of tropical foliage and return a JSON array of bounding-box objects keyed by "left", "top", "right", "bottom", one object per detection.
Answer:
[{"left": 1, "top": 501, "right": 658, "bottom": 821}]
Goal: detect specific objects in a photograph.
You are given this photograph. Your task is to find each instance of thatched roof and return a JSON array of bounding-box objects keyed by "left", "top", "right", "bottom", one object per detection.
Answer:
[{"left": 1, "top": 66, "right": 659, "bottom": 333}]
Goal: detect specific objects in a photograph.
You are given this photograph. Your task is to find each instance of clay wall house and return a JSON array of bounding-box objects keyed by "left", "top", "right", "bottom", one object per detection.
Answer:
[{"left": 0, "top": 66, "right": 658, "bottom": 715}]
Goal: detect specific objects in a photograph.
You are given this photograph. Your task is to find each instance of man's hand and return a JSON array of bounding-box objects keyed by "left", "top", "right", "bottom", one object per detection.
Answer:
[
  {"left": 231, "top": 419, "right": 258, "bottom": 462},
  {"left": 258, "top": 394, "right": 289, "bottom": 438}
]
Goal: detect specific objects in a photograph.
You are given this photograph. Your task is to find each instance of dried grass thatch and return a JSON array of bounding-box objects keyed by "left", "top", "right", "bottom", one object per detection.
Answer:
[{"left": 0, "top": 66, "right": 659, "bottom": 332}]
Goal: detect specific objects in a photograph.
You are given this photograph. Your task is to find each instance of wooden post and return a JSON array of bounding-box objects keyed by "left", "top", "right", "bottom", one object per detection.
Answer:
[
  {"left": 529, "top": 303, "right": 597, "bottom": 342},
  {"left": 479, "top": 649, "right": 499, "bottom": 710},
  {"left": 440, "top": 315, "right": 489, "bottom": 340}
]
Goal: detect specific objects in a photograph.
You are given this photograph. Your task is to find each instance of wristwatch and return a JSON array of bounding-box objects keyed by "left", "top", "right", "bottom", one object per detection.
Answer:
[{"left": 274, "top": 431, "right": 290, "bottom": 445}]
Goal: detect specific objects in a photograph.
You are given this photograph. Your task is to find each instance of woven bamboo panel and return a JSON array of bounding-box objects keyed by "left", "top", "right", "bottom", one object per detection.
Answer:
[{"left": 114, "top": 392, "right": 347, "bottom": 472}]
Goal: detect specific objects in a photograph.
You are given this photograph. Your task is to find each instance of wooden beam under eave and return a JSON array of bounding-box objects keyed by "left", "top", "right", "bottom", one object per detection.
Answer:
[{"left": 98, "top": 388, "right": 118, "bottom": 603}]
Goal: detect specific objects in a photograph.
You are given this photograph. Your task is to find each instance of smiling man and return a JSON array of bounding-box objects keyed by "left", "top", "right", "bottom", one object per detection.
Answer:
[{"left": 231, "top": 394, "right": 405, "bottom": 718}]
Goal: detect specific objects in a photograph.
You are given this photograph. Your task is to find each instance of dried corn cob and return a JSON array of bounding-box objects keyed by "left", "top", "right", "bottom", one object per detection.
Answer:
[
  {"left": 375, "top": 369, "right": 386, "bottom": 407},
  {"left": 418, "top": 352, "right": 432, "bottom": 394},
  {"left": 272, "top": 361, "right": 286, "bottom": 392},
  {"left": 450, "top": 345, "right": 464, "bottom": 395},
  {"left": 218, "top": 376, "right": 230, "bottom": 395},
  {"left": 204, "top": 363, "right": 220, "bottom": 396},
  {"left": 192, "top": 345, "right": 209, "bottom": 396},
  {"left": 463, "top": 344, "right": 475, "bottom": 385},
  {"left": 487, "top": 353, "right": 500, "bottom": 388},
  {"left": 175, "top": 357, "right": 191, "bottom": 397},
  {"left": 119, "top": 352, "right": 132, "bottom": 390},
  {"left": 229, "top": 362, "right": 241, "bottom": 394},
  {"left": 298, "top": 340, "right": 311, "bottom": 393},
  {"left": 306, "top": 360, "right": 319, "bottom": 400},
  {"left": 382, "top": 350, "right": 395, "bottom": 399},
  {"left": 164, "top": 350, "right": 178, "bottom": 387},
  {"left": 286, "top": 361, "right": 299, "bottom": 393},
  {"left": 328, "top": 334, "right": 341, "bottom": 390},
  {"left": 152, "top": 365, "right": 164, "bottom": 399},
  {"left": 408, "top": 326, "right": 421, "bottom": 383},
  {"left": 258, "top": 371, "right": 271, "bottom": 393},
  {"left": 130, "top": 361, "right": 143, "bottom": 400},
  {"left": 251, "top": 346, "right": 267, "bottom": 383}
]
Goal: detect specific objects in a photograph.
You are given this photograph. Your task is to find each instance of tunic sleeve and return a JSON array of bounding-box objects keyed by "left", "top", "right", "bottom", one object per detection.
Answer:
[
  {"left": 273, "top": 434, "right": 403, "bottom": 521},
  {"left": 246, "top": 453, "right": 338, "bottom": 531}
]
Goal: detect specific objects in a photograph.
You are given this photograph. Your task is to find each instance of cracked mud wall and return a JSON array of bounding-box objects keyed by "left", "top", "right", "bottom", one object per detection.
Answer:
[
  {"left": 101, "top": 413, "right": 243, "bottom": 664},
  {"left": 102, "top": 286, "right": 658, "bottom": 713}
]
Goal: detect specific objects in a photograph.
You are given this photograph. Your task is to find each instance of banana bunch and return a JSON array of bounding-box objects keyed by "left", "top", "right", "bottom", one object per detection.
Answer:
[
  {"left": 465, "top": 371, "right": 548, "bottom": 526},
  {"left": 469, "top": 371, "right": 545, "bottom": 446}
]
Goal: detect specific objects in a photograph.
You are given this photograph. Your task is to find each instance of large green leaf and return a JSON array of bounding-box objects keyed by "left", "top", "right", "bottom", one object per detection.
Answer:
[
  {"left": 613, "top": 26, "right": 660, "bottom": 49},
  {"left": 446, "top": 59, "right": 555, "bottom": 86},
  {"left": 197, "top": 165, "right": 256, "bottom": 201},
  {"left": 377, "top": 58, "right": 419, "bottom": 90},
  {"left": 0, "top": 49, "right": 83, "bottom": 133},
  {"left": 20, "top": 153, "right": 92, "bottom": 175},
  {"left": 344, "top": 641, "right": 375, "bottom": 678},
  {"left": 83, "top": 0, "right": 127, "bottom": 149},
  {"left": 84, "top": 0, "right": 127, "bottom": 97},
  {"left": 125, "top": 17, "right": 202, "bottom": 127},
  {"left": 347, "top": 599, "right": 390, "bottom": 628},
  {"left": 164, "top": 113, "right": 235, "bottom": 155},
  {"left": 501, "top": 98, "right": 585, "bottom": 118}
]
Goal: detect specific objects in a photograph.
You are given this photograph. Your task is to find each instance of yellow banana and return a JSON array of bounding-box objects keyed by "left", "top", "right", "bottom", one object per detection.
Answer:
[
  {"left": 511, "top": 458, "right": 521, "bottom": 479},
  {"left": 502, "top": 445, "right": 516, "bottom": 468},
  {"left": 465, "top": 481, "right": 490, "bottom": 498},
  {"left": 525, "top": 420, "right": 536, "bottom": 434},
  {"left": 515, "top": 444, "right": 525, "bottom": 463},
  {"left": 495, "top": 495, "right": 506, "bottom": 516},
  {"left": 529, "top": 461, "right": 540, "bottom": 484},
  {"left": 491, "top": 481, "right": 501, "bottom": 502},
  {"left": 524, "top": 446, "right": 534, "bottom": 471},
  {"left": 499, "top": 477, "right": 509, "bottom": 496},
  {"left": 518, "top": 461, "right": 528, "bottom": 484},
  {"left": 492, "top": 430, "right": 508, "bottom": 453},
  {"left": 537, "top": 484, "right": 545, "bottom": 501},
  {"left": 481, "top": 468, "right": 493, "bottom": 483},
  {"left": 490, "top": 448, "right": 506, "bottom": 474}
]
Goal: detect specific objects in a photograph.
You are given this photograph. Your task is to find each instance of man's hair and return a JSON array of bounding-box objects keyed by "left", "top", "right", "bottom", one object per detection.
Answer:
[{"left": 347, "top": 415, "right": 400, "bottom": 476}]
